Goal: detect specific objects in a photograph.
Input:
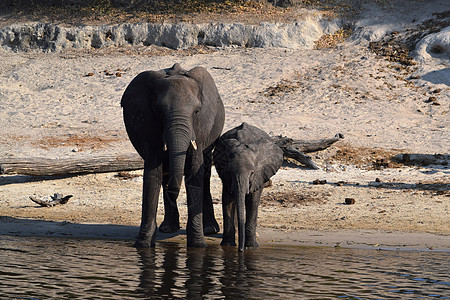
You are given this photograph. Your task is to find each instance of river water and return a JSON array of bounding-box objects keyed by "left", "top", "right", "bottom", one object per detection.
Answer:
[{"left": 1, "top": 236, "right": 449, "bottom": 299}]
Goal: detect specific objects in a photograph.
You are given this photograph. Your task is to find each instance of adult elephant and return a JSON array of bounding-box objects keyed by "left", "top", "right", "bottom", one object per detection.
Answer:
[
  {"left": 213, "top": 123, "right": 283, "bottom": 252},
  {"left": 121, "top": 63, "right": 225, "bottom": 248}
]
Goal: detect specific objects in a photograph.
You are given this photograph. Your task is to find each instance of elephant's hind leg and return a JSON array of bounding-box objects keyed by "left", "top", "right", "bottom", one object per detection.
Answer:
[
  {"left": 202, "top": 148, "right": 220, "bottom": 235},
  {"left": 135, "top": 161, "right": 163, "bottom": 248}
]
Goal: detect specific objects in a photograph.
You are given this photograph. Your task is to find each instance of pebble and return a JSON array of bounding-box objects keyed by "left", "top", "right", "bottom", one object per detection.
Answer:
[
  {"left": 424, "top": 96, "right": 440, "bottom": 105},
  {"left": 313, "top": 179, "right": 327, "bottom": 185},
  {"left": 345, "top": 198, "right": 356, "bottom": 205}
]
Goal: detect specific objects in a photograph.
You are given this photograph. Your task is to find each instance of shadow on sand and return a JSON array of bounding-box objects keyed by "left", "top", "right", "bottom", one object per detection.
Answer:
[
  {"left": 0, "top": 174, "right": 79, "bottom": 186},
  {"left": 0, "top": 216, "right": 222, "bottom": 244}
]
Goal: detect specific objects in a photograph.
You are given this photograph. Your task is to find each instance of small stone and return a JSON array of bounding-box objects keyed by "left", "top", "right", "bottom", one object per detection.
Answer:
[
  {"left": 375, "top": 178, "right": 381, "bottom": 182},
  {"left": 425, "top": 96, "right": 437, "bottom": 103},
  {"left": 344, "top": 198, "right": 355, "bottom": 205},
  {"left": 313, "top": 179, "right": 327, "bottom": 185}
]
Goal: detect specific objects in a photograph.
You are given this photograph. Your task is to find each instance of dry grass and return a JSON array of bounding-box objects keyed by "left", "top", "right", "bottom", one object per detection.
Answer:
[
  {"left": 328, "top": 144, "right": 405, "bottom": 170},
  {"left": 263, "top": 78, "right": 301, "bottom": 97},
  {"left": 1, "top": 0, "right": 295, "bottom": 26},
  {"left": 59, "top": 44, "right": 216, "bottom": 58},
  {"left": 261, "top": 190, "right": 330, "bottom": 207},
  {"left": 369, "top": 10, "right": 450, "bottom": 68},
  {"left": 33, "top": 134, "right": 122, "bottom": 151},
  {"left": 314, "top": 28, "right": 352, "bottom": 49}
]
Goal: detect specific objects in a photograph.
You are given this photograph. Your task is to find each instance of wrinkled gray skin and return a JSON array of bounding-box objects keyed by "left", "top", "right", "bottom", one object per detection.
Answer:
[
  {"left": 121, "top": 64, "right": 225, "bottom": 248},
  {"left": 213, "top": 123, "right": 283, "bottom": 252}
]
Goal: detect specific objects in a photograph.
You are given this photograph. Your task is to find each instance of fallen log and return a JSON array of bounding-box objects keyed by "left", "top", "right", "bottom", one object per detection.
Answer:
[
  {"left": 0, "top": 134, "right": 343, "bottom": 176},
  {"left": 272, "top": 133, "right": 344, "bottom": 153},
  {"left": 0, "top": 154, "right": 144, "bottom": 176},
  {"left": 279, "top": 148, "right": 319, "bottom": 170},
  {"left": 272, "top": 133, "right": 344, "bottom": 170}
]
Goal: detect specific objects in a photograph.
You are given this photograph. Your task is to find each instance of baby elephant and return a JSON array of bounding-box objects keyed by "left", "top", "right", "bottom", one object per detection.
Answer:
[{"left": 213, "top": 122, "right": 283, "bottom": 251}]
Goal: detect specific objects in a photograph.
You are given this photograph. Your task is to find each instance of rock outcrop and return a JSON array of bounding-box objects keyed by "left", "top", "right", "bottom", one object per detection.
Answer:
[{"left": 0, "top": 17, "right": 342, "bottom": 52}]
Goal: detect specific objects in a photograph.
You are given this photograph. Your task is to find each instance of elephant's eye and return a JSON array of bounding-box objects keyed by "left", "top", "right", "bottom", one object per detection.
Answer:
[{"left": 194, "top": 108, "right": 200, "bottom": 115}]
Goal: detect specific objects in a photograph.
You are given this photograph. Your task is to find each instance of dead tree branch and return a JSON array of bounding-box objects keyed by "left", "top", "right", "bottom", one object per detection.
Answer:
[
  {"left": 29, "top": 193, "right": 73, "bottom": 207},
  {"left": 0, "top": 134, "right": 343, "bottom": 176}
]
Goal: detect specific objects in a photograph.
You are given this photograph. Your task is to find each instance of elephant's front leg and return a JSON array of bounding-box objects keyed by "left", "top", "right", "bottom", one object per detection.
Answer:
[
  {"left": 159, "top": 162, "right": 181, "bottom": 233},
  {"left": 244, "top": 188, "right": 263, "bottom": 248},
  {"left": 185, "top": 152, "right": 207, "bottom": 247},
  {"left": 135, "top": 161, "right": 163, "bottom": 248},
  {"left": 202, "top": 147, "right": 219, "bottom": 235},
  {"left": 220, "top": 184, "right": 236, "bottom": 246}
]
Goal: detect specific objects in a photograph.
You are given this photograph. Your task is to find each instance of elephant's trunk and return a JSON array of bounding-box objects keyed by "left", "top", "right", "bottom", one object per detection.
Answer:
[
  {"left": 235, "top": 176, "right": 249, "bottom": 252},
  {"left": 165, "top": 117, "right": 193, "bottom": 199}
]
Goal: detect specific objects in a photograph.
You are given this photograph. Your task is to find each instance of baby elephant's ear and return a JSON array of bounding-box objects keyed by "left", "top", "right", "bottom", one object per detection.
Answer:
[{"left": 187, "top": 67, "right": 220, "bottom": 102}]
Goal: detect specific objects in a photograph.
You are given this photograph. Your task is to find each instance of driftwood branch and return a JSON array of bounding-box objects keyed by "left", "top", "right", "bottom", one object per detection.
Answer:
[
  {"left": 0, "top": 134, "right": 343, "bottom": 176},
  {"left": 272, "top": 133, "right": 344, "bottom": 170},
  {"left": 272, "top": 133, "right": 344, "bottom": 153},
  {"left": 280, "top": 148, "right": 319, "bottom": 170},
  {"left": 29, "top": 193, "right": 73, "bottom": 207}
]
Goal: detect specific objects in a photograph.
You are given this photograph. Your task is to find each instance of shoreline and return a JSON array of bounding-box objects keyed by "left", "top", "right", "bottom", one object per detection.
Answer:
[{"left": 1, "top": 217, "right": 448, "bottom": 252}]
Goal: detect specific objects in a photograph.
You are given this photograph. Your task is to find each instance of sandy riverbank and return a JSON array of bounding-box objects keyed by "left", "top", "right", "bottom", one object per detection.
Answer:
[{"left": 0, "top": 0, "right": 448, "bottom": 250}]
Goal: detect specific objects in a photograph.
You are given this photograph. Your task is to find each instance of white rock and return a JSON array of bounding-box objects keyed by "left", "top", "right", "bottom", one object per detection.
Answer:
[{"left": 414, "top": 26, "right": 450, "bottom": 62}]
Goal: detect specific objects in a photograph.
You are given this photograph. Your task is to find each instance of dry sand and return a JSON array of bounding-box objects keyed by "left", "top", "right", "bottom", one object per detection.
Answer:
[{"left": 0, "top": 0, "right": 449, "bottom": 251}]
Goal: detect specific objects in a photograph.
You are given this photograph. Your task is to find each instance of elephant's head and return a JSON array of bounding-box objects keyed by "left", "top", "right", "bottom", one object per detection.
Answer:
[
  {"left": 155, "top": 64, "right": 222, "bottom": 198},
  {"left": 156, "top": 68, "right": 201, "bottom": 196},
  {"left": 215, "top": 139, "right": 260, "bottom": 251},
  {"left": 228, "top": 148, "right": 258, "bottom": 252}
]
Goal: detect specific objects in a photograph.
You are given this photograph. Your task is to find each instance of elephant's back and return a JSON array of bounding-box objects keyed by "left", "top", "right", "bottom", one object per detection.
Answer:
[{"left": 220, "top": 122, "right": 270, "bottom": 145}]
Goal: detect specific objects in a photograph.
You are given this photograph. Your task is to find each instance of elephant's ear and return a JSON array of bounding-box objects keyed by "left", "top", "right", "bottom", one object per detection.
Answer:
[
  {"left": 121, "top": 71, "right": 165, "bottom": 159},
  {"left": 121, "top": 71, "right": 164, "bottom": 110},
  {"left": 249, "top": 140, "right": 284, "bottom": 193},
  {"left": 186, "top": 67, "right": 221, "bottom": 104},
  {"left": 213, "top": 138, "right": 239, "bottom": 172}
]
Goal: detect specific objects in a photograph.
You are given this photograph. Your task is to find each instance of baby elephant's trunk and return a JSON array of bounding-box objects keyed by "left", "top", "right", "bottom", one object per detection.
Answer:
[{"left": 235, "top": 177, "right": 249, "bottom": 252}]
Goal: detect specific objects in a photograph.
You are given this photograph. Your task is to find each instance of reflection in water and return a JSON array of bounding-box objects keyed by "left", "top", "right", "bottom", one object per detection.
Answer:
[
  {"left": 137, "top": 245, "right": 263, "bottom": 298},
  {"left": 1, "top": 236, "right": 449, "bottom": 299}
]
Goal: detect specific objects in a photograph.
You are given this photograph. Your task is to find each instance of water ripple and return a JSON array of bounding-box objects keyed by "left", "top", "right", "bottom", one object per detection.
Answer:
[{"left": 0, "top": 236, "right": 449, "bottom": 299}]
